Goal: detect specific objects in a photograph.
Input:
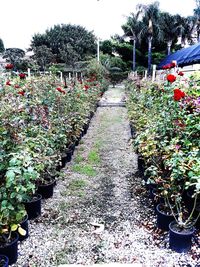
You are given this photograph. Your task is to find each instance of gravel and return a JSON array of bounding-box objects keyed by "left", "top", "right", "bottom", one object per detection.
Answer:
[{"left": 12, "top": 85, "right": 200, "bottom": 267}]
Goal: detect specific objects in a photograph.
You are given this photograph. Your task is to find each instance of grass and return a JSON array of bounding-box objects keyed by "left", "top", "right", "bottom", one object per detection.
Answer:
[
  {"left": 88, "top": 149, "right": 100, "bottom": 164},
  {"left": 68, "top": 179, "right": 87, "bottom": 190},
  {"left": 74, "top": 154, "right": 84, "bottom": 163},
  {"left": 72, "top": 163, "right": 96, "bottom": 177}
]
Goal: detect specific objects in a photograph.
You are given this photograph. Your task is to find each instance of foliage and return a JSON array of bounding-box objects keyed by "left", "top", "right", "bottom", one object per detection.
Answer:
[
  {"left": 30, "top": 24, "right": 96, "bottom": 68},
  {"left": 0, "top": 63, "right": 107, "bottom": 237},
  {"left": 0, "top": 38, "right": 5, "bottom": 53},
  {"left": 3, "top": 48, "right": 25, "bottom": 70},
  {"left": 126, "top": 65, "right": 200, "bottom": 228}
]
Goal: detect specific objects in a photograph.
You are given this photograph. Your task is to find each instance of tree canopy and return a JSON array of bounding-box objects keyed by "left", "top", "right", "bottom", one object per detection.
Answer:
[
  {"left": 30, "top": 24, "right": 97, "bottom": 68},
  {"left": 0, "top": 38, "right": 5, "bottom": 53}
]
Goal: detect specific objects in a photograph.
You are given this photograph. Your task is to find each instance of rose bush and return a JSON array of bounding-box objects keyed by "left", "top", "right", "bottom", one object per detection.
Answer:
[
  {"left": 0, "top": 63, "right": 109, "bottom": 238},
  {"left": 126, "top": 65, "right": 200, "bottom": 229}
]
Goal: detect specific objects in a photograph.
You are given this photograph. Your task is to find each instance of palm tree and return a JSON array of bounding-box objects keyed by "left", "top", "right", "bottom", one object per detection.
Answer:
[
  {"left": 194, "top": 0, "right": 200, "bottom": 42},
  {"left": 137, "top": 1, "right": 162, "bottom": 76},
  {"left": 121, "top": 11, "right": 142, "bottom": 71},
  {"left": 175, "top": 15, "right": 196, "bottom": 46},
  {"left": 160, "top": 12, "right": 179, "bottom": 55}
]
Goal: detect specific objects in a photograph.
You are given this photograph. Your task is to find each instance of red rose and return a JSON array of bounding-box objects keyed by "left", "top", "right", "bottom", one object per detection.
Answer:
[
  {"left": 18, "top": 91, "right": 25, "bottom": 96},
  {"left": 173, "top": 89, "right": 185, "bottom": 101},
  {"left": 84, "top": 85, "right": 89, "bottom": 90},
  {"left": 56, "top": 87, "right": 65, "bottom": 94},
  {"left": 15, "top": 84, "right": 20, "bottom": 89},
  {"left": 56, "top": 87, "right": 62, "bottom": 92},
  {"left": 178, "top": 71, "right": 184, "bottom": 76},
  {"left": 5, "top": 63, "right": 14, "bottom": 70},
  {"left": 167, "top": 74, "right": 176, "bottom": 83},
  {"left": 6, "top": 80, "right": 11, "bottom": 86},
  {"left": 19, "top": 73, "right": 26, "bottom": 79},
  {"left": 170, "top": 61, "right": 176, "bottom": 68}
]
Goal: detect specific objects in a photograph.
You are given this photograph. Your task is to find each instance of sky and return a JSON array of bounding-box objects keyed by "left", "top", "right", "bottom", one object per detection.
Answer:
[{"left": 0, "top": 0, "right": 196, "bottom": 51}]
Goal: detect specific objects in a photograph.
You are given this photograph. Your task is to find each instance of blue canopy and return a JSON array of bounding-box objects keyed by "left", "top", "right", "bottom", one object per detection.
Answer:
[{"left": 158, "top": 42, "right": 200, "bottom": 69}]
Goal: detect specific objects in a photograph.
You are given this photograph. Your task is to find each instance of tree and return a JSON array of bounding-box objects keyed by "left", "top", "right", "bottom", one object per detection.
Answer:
[
  {"left": 100, "top": 40, "right": 113, "bottom": 55},
  {"left": 30, "top": 24, "right": 96, "bottom": 68},
  {"left": 137, "top": 1, "right": 162, "bottom": 76},
  {"left": 0, "top": 38, "right": 5, "bottom": 53},
  {"left": 194, "top": 0, "right": 200, "bottom": 41},
  {"left": 121, "top": 10, "right": 143, "bottom": 71},
  {"left": 33, "top": 45, "right": 55, "bottom": 70},
  {"left": 3, "top": 48, "right": 25, "bottom": 70},
  {"left": 160, "top": 13, "right": 179, "bottom": 55},
  {"left": 175, "top": 15, "right": 196, "bottom": 46}
]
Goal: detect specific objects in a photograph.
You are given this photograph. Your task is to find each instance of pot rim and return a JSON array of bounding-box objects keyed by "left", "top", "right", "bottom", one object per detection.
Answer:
[
  {"left": 169, "top": 220, "right": 195, "bottom": 235},
  {"left": 156, "top": 203, "right": 174, "bottom": 217},
  {"left": 24, "top": 194, "right": 42, "bottom": 203}
]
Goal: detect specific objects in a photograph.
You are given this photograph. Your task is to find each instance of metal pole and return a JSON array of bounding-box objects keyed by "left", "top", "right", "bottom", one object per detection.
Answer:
[
  {"left": 133, "top": 39, "right": 136, "bottom": 72},
  {"left": 97, "top": 38, "right": 100, "bottom": 62}
]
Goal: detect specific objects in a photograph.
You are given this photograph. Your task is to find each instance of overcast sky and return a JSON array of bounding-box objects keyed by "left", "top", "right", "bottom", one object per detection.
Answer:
[{"left": 0, "top": 0, "right": 196, "bottom": 51}]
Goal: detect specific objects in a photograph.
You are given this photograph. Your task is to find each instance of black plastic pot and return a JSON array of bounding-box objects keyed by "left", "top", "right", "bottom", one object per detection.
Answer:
[
  {"left": 23, "top": 194, "right": 42, "bottom": 220},
  {"left": 147, "top": 183, "right": 157, "bottom": 199},
  {"left": 83, "top": 123, "right": 89, "bottom": 135},
  {"left": 169, "top": 221, "right": 195, "bottom": 253},
  {"left": 0, "top": 254, "right": 9, "bottom": 267},
  {"left": 129, "top": 123, "right": 136, "bottom": 137},
  {"left": 18, "top": 215, "right": 29, "bottom": 241},
  {"left": 156, "top": 204, "right": 175, "bottom": 231},
  {"left": 0, "top": 232, "right": 19, "bottom": 265},
  {"left": 37, "top": 180, "right": 54, "bottom": 199},
  {"left": 138, "top": 155, "right": 145, "bottom": 177}
]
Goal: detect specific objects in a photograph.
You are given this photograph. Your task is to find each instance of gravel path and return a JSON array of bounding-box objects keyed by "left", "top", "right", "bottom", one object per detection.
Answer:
[{"left": 13, "top": 85, "right": 200, "bottom": 267}]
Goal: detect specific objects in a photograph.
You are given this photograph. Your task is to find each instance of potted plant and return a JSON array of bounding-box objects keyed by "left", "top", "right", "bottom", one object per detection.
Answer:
[
  {"left": 6, "top": 149, "right": 41, "bottom": 220},
  {"left": 0, "top": 191, "right": 26, "bottom": 264}
]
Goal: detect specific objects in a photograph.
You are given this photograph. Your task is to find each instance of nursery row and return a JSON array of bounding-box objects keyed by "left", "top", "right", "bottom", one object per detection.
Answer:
[
  {"left": 126, "top": 67, "right": 200, "bottom": 253},
  {"left": 0, "top": 65, "right": 109, "bottom": 265}
]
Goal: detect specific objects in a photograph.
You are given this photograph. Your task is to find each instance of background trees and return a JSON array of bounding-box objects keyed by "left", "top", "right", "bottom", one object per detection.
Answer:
[
  {"left": 30, "top": 24, "right": 96, "bottom": 69},
  {"left": 0, "top": 38, "right": 5, "bottom": 53},
  {"left": 106, "top": 0, "right": 200, "bottom": 73}
]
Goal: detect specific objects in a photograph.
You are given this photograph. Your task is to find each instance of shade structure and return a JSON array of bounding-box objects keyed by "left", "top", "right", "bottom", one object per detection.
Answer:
[{"left": 158, "top": 42, "right": 200, "bottom": 69}]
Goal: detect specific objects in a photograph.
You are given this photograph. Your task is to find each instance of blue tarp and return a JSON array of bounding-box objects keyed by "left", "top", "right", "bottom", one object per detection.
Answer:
[{"left": 158, "top": 42, "right": 200, "bottom": 69}]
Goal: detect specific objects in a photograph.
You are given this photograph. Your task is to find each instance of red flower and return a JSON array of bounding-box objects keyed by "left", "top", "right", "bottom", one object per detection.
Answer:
[
  {"left": 84, "top": 85, "right": 89, "bottom": 90},
  {"left": 18, "top": 91, "right": 25, "bottom": 96},
  {"left": 173, "top": 89, "right": 185, "bottom": 101},
  {"left": 178, "top": 71, "right": 184, "bottom": 76},
  {"left": 167, "top": 74, "right": 176, "bottom": 83},
  {"left": 56, "top": 87, "right": 65, "bottom": 94},
  {"left": 170, "top": 61, "right": 176, "bottom": 68},
  {"left": 6, "top": 80, "right": 11, "bottom": 86},
  {"left": 19, "top": 73, "right": 26, "bottom": 79},
  {"left": 15, "top": 84, "right": 20, "bottom": 89},
  {"left": 5, "top": 63, "right": 14, "bottom": 70}
]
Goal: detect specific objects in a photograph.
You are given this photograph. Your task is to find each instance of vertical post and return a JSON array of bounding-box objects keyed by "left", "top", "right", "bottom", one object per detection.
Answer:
[
  {"left": 60, "top": 71, "right": 63, "bottom": 83},
  {"left": 147, "top": 36, "right": 152, "bottom": 76},
  {"left": 27, "top": 68, "right": 31, "bottom": 78},
  {"left": 132, "top": 39, "right": 136, "bottom": 72},
  {"left": 144, "top": 70, "right": 147, "bottom": 80},
  {"left": 97, "top": 38, "right": 100, "bottom": 62},
  {"left": 152, "top": 65, "right": 156, "bottom": 82},
  {"left": 69, "top": 72, "right": 71, "bottom": 80}
]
